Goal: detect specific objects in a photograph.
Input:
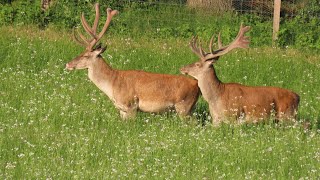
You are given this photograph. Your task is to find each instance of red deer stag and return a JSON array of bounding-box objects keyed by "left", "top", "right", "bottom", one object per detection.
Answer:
[
  {"left": 180, "top": 24, "right": 300, "bottom": 126},
  {"left": 66, "top": 3, "right": 200, "bottom": 119}
]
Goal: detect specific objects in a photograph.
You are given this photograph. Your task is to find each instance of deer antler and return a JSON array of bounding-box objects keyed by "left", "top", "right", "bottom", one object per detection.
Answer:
[
  {"left": 190, "top": 24, "right": 250, "bottom": 62},
  {"left": 189, "top": 36, "right": 206, "bottom": 59},
  {"left": 73, "top": 3, "right": 118, "bottom": 51},
  {"left": 205, "top": 24, "right": 250, "bottom": 61}
]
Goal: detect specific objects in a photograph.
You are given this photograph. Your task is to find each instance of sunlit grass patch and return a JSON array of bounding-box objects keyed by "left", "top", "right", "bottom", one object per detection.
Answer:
[{"left": 0, "top": 26, "right": 320, "bottom": 179}]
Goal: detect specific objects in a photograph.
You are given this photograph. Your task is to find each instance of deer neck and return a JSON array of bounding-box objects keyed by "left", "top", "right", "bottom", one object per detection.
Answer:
[
  {"left": 87, "top": 57, "right": 117, "bottom": 99},
  {"left": 197, "top": 66, "right": 224, "bottom": 102}
]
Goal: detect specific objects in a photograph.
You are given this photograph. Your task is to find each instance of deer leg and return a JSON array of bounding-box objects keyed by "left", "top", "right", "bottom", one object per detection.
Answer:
[
  {"left": 119, "top": 109, "right": 137, "bottom": 120},
  {"left": 209, "top": 105, "right": 224, "bottom": 126},
  {"left": 275, "top": 103, "right": 290, "bottom": 121},
  {"left": 211, "top": 116, "right": 223, "bottom": 127},
  {"left": 175, "top": 99, "right": 195, "bottom": 117},
  {"left": 117, "top": 96, "right": 139, "bottom": 120}
]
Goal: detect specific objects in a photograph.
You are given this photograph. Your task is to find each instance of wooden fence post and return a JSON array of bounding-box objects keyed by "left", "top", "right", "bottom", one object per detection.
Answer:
[{"left": 272, "top": 0, "right": 281, "bottom": 46}]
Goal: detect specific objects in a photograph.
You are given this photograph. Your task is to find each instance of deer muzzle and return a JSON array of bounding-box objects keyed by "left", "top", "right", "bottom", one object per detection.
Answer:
[
  {"left": 180, "top": 67, "right": 188, "bottom": 75},
  {"left": 65, "top": 63, "right": 75, "bottom": 70}
]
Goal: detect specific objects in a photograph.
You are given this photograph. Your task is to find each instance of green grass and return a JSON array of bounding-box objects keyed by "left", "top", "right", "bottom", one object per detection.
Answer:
[{"left": 0, "top": 26, "right": 320, "bottom": 179}]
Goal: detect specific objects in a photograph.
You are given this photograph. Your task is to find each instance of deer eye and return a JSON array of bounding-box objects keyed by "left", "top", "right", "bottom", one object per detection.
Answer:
[{"left": 195, "top": 63, "right": 200, "bottom": 67}]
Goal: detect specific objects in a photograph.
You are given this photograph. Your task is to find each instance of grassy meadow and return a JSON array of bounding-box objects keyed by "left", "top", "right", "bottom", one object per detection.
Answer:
[{"left": 0, "top": 26, "right": 320, "bottom": 179}]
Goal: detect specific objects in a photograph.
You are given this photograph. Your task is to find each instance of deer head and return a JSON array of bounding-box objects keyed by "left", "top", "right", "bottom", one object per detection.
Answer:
[
  {"left": 66, "top": 3, "right": 118, "bottom": 70},
  {"left": 180, "top": 24, "right": 250, "bottom": 79}
]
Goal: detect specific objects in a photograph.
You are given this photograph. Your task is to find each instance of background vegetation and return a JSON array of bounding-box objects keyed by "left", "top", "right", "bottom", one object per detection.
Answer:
[
  {"left": 0, "top": 25, "right": 320, "bottom": 179},
  {"left": 0, "top": 0, "right": 320, "bottom": 48}
]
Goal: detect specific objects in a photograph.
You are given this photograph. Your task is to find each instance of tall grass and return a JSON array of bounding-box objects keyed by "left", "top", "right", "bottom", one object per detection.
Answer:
[{"left": 0, "top": 26, "right": 320, "bottom": 179}]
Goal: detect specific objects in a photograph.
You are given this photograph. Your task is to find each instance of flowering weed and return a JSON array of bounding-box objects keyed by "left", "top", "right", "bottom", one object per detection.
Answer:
[{"left": 0, "top": 26, "right": 319, "bottom": 179}]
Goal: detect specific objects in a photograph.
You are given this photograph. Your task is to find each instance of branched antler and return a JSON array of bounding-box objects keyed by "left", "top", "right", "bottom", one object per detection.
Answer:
[
  {"left": 73, "top": 3, "right": 118, "bottom": 51},
  {"left": 190, "top": 24, "right": 251, "bottom": 61}
]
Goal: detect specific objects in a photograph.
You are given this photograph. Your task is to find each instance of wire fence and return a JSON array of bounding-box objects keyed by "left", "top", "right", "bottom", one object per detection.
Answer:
[
  {"left": 232, "top": 0, "right": 274, "bottom": 17},
  {"left": 109, "top": 0, "right": 319, "bottom": 47},
  {"left": 119, "top": 0, "right": 319, "bottom": 18}
]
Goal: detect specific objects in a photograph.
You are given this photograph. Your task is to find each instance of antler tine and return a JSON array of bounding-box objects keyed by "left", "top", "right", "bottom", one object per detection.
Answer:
[
  {"left": 234, "top": 23, "right": 251, "bottom": 48},
  {"left": 97, "top": 8, "right": 118, "bottom": 41},
  {"left": 92, "top": 3, "right": 100, "bottom": 34},
  {"left": 73, "top": 28, "right": 88, "bottom": 47},
  {"left": 198, "top": 39, "right": 206, "bottom": 60},
  {"left": 208, "top": 32, "right": 223, "bottom": 54},
  {"left": 204, "top": 24, "right": 251, "bottom": 61},
  {"left": 80, "top": 13, "right": 97, "bottom": 39},
  {"left": 76, "top": 3, "right": 118, "bottom": 51},
  {"left": 217, "top": 32, "right": 223, "bottom": 48},
  {"left": 189, "top": 36, "right": 206, "bottom": 59},
  {"left": 88, "top": 8, "right": 118, "bottom": 51},
  {"left": 78, "top": 3, "right": 101, "bottom": 50},
  {"left": 189, "top": 36, "right": 198, "bottom": 56},
  {"left": 209, "top": 35, "right": 215, "bottom": 54},
  {"left": 77, "top": 29, "right": 91, "bottom": 45}
]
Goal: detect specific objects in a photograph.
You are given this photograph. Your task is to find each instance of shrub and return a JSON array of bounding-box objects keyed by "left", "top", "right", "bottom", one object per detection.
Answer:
[
  {"left": 0, "top": 0, "right": 319, "bottom": 49},
  {"left": 278, "top": 0, "right": 320, "bottom": 49}
]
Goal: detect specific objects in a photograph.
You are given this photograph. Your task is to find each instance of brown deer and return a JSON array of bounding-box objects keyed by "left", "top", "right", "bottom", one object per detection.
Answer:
[
  {"left": 66, "top": 3, "right": 200, "bottom": 119},
  {"left": 180, "top": 24, "right": 300, "bottom": 126}
]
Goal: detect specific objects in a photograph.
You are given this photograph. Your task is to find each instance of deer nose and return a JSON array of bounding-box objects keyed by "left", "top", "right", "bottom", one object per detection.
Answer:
[
  {"left": 65, "top": 63, "right": 74, "bottom": 70},
  {"left": 180, "top": 67, "right": 188, "bottom": 75}
]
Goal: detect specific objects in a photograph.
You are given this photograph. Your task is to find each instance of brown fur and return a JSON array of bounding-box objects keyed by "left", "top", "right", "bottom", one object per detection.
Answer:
[
  {"left": 65, "top": 4, "right": 200, "bottom": 119},
  {"left": 66, "top": 51, "right": 200, "bottom": 119},
  {"left": 181, "top": 61, "right": 300, "bottom": 126}
]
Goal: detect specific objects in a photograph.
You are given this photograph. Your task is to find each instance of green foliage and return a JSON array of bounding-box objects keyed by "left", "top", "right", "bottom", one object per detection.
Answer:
[
  {"left": 0, "top": 4, "right": 14, "bottom": 24},
  {"left": 278, "top": 0, "right": 320, "bottom": 49},
  {"left": 0, "top": 1, "right": 319, "bottom": 48},
  {"left": 278, "top": 16, "right": 320, "bottom": 49},
  {"left": 0, "top": 0, "right": 41, "bottom": 26},
  {"left": 0, "top": 26, "right": 320, "bottom": 179},
  {"left": 0, "top": 0, "right": 13, "bottom": 4}
]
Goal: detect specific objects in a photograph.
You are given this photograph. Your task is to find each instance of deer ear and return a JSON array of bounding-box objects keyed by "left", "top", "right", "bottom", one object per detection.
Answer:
[
  {"left": 93, "top": 46, "right": 107, "bottom": 56},
  {"left": 205, "top": 55, "right": 220, "bottom": 64},
  {"left": 95, "top": 43, "right": 102, "bottom": 49},
  {"left": 205, "top": 59, "right": 216, "bottom": 64}
]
